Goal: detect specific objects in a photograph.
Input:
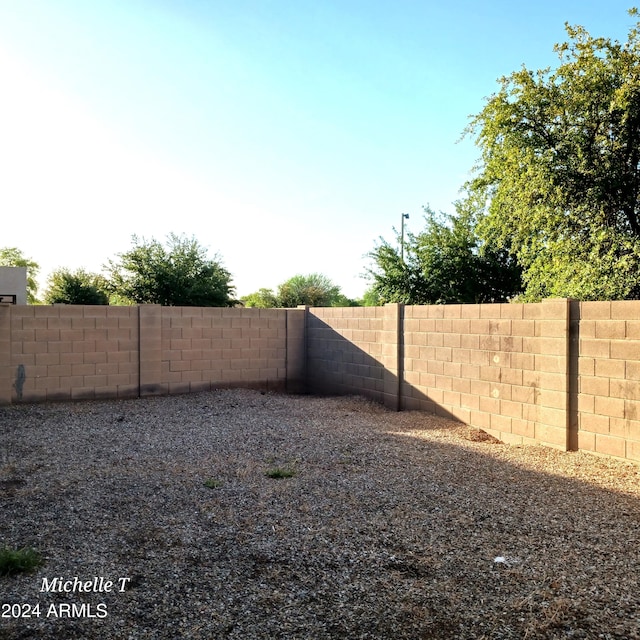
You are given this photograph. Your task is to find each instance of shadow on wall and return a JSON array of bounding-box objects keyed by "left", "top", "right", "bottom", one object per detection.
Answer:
[
  {"left": 13, "top": 364, "right": 26, "bottom": 400},
  {"left": 305, "top": 301, "right": 586, "bottom": 455},
  {"left": 305, "top": 316, "right": 462, "bottom": 424}
]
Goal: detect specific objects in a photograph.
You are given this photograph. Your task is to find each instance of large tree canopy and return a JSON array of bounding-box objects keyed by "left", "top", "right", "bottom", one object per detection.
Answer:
[
  {"left": 43, "top": 268, "right": 109, "bottom": 305},
  {"left": 366, "top": 202, "right": 522, "bottom": 305},
  {"left": 242, "top": 274, "right": 355, "bottom": 308},
  {"left": 106, "top": 234, "right": 236, "bottom": 306},
  {"left": 277, "top": 273, "right": 343, "bottom": 307},
  {"left": 467, "top": 10, "right": 640, "bottom": 300}
]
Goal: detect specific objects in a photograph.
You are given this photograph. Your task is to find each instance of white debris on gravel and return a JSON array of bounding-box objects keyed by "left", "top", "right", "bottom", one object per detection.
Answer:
[
  {"left": 1, "top": 388, "right": 640, "bottom": 639},
  {"left": 493, "top": 556, "right": 521, "bottom": 567}
]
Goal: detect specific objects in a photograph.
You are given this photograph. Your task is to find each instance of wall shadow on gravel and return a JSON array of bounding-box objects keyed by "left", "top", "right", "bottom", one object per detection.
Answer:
[
  {"left": 303, "top": 319, "right": 640, "bottom": 635},
  {"left": 373, "top": 420, "right": 640, "bottom": 639}
]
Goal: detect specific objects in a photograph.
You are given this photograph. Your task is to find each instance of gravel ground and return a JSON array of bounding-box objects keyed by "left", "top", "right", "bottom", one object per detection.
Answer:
[{"left": 1, "top": 389, "right": 640, "bottom": 640}]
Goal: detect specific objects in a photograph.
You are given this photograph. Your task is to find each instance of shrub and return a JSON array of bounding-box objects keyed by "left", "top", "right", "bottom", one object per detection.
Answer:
[
  {"left": 0, "top": 546, "right": 42, "bottom": 576},
  {"left": 265, "top": 467, "right": 296, "bottom": 479}
]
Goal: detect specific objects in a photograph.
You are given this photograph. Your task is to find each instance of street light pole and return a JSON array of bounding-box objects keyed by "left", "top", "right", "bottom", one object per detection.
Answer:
[{"left": 400, "top": 213, "right": 409, "bottom": 262}]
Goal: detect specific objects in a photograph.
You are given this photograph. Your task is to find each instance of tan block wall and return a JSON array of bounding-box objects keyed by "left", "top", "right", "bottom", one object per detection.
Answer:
[
  {"left": 0, "top": 305, "right": 11, "bottom": 404},
  {"left": 7, "top": 305, "right": 139, "bottom": 402},
  {"left": 0, "top": 305, "right": 303, "bottom": 403},
  {"left": 159, "top": 306, "right": 293, "bottom": 394},
  {"left": 307, "top": 301, "right": 571, "bottom": 450},
  {"left": 2, "top": 299, "right": 640, "bottom": 465},
  {"left": 307, "top": 306, "right": 387, "bottom": 403},
  {"left": 286, "top": 307, "right": 307, "bottom": 394},
  {"left": 576, "top": 301, "right": 640, "bottom": 462},
  {"left": 403, "top": 299, "right": 570, "bottom": 450}
]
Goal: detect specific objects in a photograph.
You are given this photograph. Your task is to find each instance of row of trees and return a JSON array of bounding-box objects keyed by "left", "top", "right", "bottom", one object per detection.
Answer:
[
  {"left": 1, "top": 235, "right": 237, "bottom": 307},
  {"left": 6, "top": 11, "right": 640, "bottom": 305},
  {"left": 0, "top": 237, "right": 357, "bottom": 308},
  {"left": 243, "top": 274, "right": 358, "bottom": 308},
  {"left": 1, "top": 220, "right": 521, "bottom": 308}
]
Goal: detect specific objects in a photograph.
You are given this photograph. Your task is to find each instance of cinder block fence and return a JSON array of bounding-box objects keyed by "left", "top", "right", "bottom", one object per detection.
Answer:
[
  {"left": 1, "top": 300, "right": 640, "bottom": 464},
  {"left": 0, "top": 305, "right": 306, "bottom": 404}
]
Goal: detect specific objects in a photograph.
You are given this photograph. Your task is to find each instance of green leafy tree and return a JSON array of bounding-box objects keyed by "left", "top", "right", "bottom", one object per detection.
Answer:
[
  {"left": 466, "top": 10, "right": 640, "bottom": 300},
  {"left": 367, "top": 202, "right": 522, "bottom": 304},
  {"left": 106, "top": 234, "right": 236, "bottom": 306},
  {"left": 0, "top": 247, "right": 39, "bottom": 303},
  {"left": 43, "top": 268, "right": 109, "bottom": 305},
  {"left": 331, "top": 293, "right": 361, "bottom": 307},
  {"left": 360, "top": 286, "right": 383, "bottom": 306},
  {"left": 243, "top": 277, "right": 358, "bottom": 308},
  {"left": 277, "top": 273, "right": 344, "bottom": 307},
  {"left": 242, "top": 288, "right": 280, "bottom": 308}
]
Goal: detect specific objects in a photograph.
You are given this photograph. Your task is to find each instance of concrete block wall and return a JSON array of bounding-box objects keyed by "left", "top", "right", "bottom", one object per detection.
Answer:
[
  {"left": 2, "top": 299, "right": 640, "bottom": 464},
  {"left": 0, "top": 306, "right": 13, "bottom": 404},
  {"left": 576, "top": 301, "right": 640, "bottom": 462},
  {"left": 402, "top": 299, "right": 570, "bottom": 450},
  {"left": 286, "top": 307, "right": 307, "bottom": 394},
  {"left": 5, "top": 305, "right": 139, "bottom": 402},
  {"left": 0, "top": 305, "right": 305, "bottom": 403},
  {"left": 157, "top": 306, "right": 297, "bottom": 394},
  {"left": 307, "top": 306, "right": 387, "bottom": 403},
  {"left": 306, "top": 299, "right": 640, "bottom": 462}
]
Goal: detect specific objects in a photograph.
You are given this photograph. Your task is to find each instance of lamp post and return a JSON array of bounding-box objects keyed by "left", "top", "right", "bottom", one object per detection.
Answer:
[{"left": 400, "top": 213, "right": 409, "bottom": 262}]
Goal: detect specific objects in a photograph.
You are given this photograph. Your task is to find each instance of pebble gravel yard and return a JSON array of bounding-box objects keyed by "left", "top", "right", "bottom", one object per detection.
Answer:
[{"left": 1, "top": 389, "right": 640, "bottom": 639}]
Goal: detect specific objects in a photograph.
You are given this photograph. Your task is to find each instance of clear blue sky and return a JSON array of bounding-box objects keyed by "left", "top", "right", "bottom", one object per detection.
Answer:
[{"left": 0, "top": 0, "right": 636, "bottom": 299}]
